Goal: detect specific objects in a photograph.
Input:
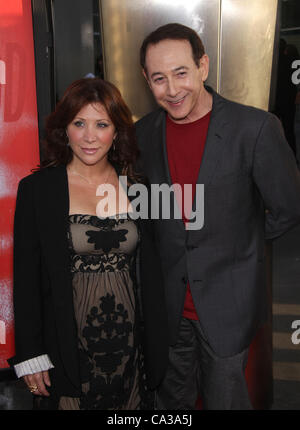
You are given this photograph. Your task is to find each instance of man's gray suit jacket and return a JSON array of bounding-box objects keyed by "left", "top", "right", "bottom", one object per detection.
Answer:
[{"left": 135, "top": 87, "right": 300, "bottom": 360}]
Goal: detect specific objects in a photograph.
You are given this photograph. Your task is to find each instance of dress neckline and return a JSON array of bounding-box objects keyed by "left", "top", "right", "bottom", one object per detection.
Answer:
[{"left": 68, "top": 213, "right": 133, "bottom": 219}]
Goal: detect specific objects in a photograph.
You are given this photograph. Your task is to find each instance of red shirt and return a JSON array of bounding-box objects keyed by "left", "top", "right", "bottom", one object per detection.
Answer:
[{"left": 166, "top": 111, "right": 211, "bottom": 320}]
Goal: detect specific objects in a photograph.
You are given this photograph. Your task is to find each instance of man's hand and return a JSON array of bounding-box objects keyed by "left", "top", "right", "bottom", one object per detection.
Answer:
[{"left": 23, "top": 371, "right": 51, "bottom": 396}]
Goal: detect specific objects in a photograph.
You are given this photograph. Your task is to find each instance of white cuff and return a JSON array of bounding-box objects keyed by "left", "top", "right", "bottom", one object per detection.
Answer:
[{"left": 14, "top": 354, "right": 55, "bottom": 378}]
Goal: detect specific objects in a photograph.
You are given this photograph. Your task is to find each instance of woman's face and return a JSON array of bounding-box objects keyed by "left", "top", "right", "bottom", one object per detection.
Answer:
[{"left": 66, "top": 102, "right": 116, "bottom": 166}]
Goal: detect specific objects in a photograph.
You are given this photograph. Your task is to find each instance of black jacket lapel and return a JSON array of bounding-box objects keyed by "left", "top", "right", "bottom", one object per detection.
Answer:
[
  {"left": 148, "top": 110, "right": 171, "bottom": 185},
  {"left": 38, "top": 165, "right": 70, "bottom": 281},
  {"left": 196, "top": 87, "right": 229, "bottom": 186}
]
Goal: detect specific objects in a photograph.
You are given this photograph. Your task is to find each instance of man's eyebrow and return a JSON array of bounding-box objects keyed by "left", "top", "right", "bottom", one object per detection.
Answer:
[
  {"left": 150, "top": 72, "right": 164, "bottom": 79},
  {"left": 150, "top": 66, "right": 189, "bottom": 79},
  {"left": 173, "top": 66, "right": 188, "bottom": 72}
]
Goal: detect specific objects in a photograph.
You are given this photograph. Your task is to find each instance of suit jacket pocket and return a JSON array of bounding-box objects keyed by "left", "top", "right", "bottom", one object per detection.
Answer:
[{"left": 231, "top": 263, "right": 267, "bottom": 322}]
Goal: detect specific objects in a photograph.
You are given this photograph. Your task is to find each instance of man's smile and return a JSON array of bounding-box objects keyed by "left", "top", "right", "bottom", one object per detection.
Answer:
[{"left": 166, "top": 95, "right": 186, "bottom": 106}]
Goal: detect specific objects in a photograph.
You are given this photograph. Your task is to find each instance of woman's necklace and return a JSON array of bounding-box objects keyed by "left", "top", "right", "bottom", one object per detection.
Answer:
[{"left": 68, "top": 165, "right": 113, "bottom": 186}]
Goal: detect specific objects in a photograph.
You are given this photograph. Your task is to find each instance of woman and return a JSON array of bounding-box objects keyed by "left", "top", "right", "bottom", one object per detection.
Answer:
[{"left": 8, "top": 78, "right": 166, "bottom": 410}]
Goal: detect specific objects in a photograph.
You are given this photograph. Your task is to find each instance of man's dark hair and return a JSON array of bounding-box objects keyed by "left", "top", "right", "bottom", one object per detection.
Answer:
[{"left": 140, "top": 23, "right": 205, "bottom": 72}]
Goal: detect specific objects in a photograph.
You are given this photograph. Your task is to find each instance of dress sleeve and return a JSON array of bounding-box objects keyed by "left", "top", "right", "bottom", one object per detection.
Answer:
[{"left": 14, "top": 354, "right": 55, "bottom": 378}]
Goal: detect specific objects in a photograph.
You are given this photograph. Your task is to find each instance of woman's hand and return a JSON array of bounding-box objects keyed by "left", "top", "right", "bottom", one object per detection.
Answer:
[{"left": 23, "top": 371, "right": 51, "bottom": 396}]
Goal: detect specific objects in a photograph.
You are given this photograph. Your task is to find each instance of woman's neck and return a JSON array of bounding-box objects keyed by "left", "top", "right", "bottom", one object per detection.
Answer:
[{"left": 67, "top": 159, "right": 112, "bottom": 183}]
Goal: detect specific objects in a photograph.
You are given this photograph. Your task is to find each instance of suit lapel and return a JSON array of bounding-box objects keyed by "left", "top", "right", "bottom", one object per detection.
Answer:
[
  {"left": 191, "top": 89, "right": 230, "bottom": 214},
  {"left": 160, "top": 112, "right": 173, "bottom": 187},
  {"left": 143, "top": 110, "right": 171, "bottom": 186}
]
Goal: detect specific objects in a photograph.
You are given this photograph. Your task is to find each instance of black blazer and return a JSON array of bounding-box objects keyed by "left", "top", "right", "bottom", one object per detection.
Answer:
[
  {"left": 8, "top": 165, "right": 168, "bottom": 394},
  {"left": 135, "top": 87, "right": 300, "bottom": 358}
]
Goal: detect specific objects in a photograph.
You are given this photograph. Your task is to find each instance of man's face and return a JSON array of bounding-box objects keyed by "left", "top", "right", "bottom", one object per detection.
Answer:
[{"left": 144, "top": 39, "right": 209, "bottom": 123}]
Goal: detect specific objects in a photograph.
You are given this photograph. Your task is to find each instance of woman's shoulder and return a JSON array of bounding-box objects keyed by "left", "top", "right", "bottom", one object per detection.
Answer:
[{"left": 18, "top": 165, "right": 65, "bottom": 187}]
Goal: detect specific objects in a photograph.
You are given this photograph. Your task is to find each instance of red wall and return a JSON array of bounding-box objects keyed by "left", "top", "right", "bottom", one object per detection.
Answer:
[{"left": 0, "top": 0, "right": 40, "bottom": 368}]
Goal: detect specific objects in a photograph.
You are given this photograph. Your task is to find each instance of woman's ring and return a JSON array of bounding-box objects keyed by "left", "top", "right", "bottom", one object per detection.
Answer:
[{"left": 28, "top": 384, "right": 38, "bottom": 393}]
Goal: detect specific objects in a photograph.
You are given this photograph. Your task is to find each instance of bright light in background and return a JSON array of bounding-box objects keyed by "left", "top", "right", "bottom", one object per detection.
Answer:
[
  {"left": 151, "top": 0, "right": 205, "bottom": 33},
  {"left": 152, "top": 0, "right": 203, "bottom": 14},
  {"left": 81, "top": 22, "right": 94, "bottom": 49},
  {"left": 222, "top": 0, "right": 238, "bottom": 17}
]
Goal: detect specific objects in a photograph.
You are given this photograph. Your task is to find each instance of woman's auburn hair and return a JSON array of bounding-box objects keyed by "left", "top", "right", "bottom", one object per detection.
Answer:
[{"left": 35, "top": 78, "right": 140, "bottom": 181}]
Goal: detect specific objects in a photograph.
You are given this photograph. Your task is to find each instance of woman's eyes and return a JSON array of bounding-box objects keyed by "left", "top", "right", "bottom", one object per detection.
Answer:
[
  {"left": 73, "top": 121, "right": 108, "bottom": 128},
  {"left": 73, "top": 120, "right": 84, "bottom": 127}
]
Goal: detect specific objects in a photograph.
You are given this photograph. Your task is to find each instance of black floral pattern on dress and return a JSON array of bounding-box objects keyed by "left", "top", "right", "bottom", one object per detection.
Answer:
[
  {"left": 85, "top": 229, "right": 128, "bottom": 253},
  {"left": 79, "top": 293, "right": 135, "bottom": 410},
  {"left": 66, "top": 214, "right": 154, "bottom": 410},
  {"left": 68, "top": 214, "right": 129, "bottom": 229},
  {"left": 70, "top": 253, "right": 132, "bottom": 273}
]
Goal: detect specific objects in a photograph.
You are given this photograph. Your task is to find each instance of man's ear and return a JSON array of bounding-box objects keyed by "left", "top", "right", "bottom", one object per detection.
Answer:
[{"left": 199, "top": 54, "right": 209, "bottom": 82}]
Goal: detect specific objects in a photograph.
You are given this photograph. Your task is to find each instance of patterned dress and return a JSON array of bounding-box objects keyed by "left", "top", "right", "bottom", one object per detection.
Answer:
[{"left": 58, "top": 214, "right": 152, "bottom": 410}]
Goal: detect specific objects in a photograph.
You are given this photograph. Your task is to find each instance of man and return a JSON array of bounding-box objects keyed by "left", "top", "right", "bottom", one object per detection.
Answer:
[{"left": 135, "top": 23, "right": 300, "bottom": 410}]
